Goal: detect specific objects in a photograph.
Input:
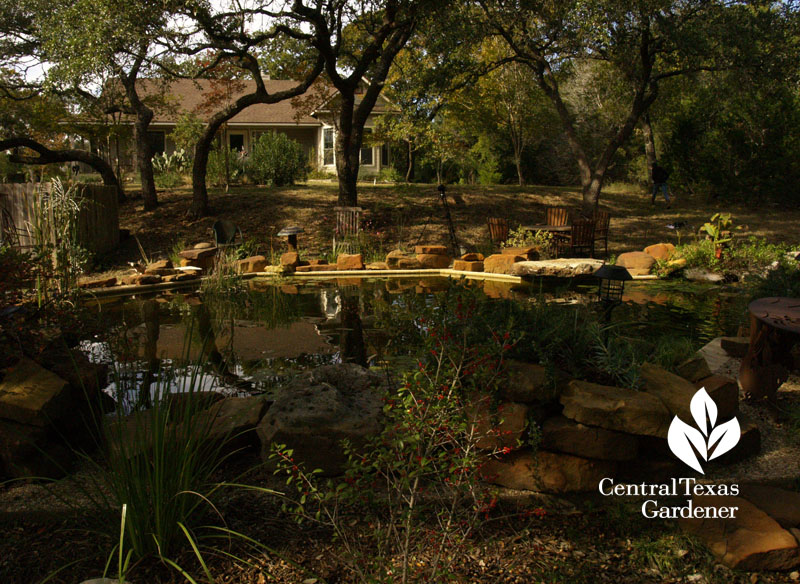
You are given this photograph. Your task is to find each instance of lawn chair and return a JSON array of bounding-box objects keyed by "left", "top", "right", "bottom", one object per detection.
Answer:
[
  {"left": 593, "top": 210, "right": 610, "bottom": 258},
  {"left": 211, "top": 219, "right": 243, "bottom": 248},
  {"left": 558, "top": 218, "right": 596, "bottom": 258},
  {"left": 333, "top": 206, "right": 363, "bottom": 254},
  {"left": 545, "top": 206, "right": 571, "bottom": 226},
  {"left": 487, "top": 217, "right": 509, "bottom": 245}
]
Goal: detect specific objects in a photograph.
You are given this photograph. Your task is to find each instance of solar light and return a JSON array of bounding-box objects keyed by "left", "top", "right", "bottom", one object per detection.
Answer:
[
  {"left": 594, "top": 264, "right": 632, "bottom": 306},
  {"left": 277, "top": 226, "right": 304, "bottom": 251}
]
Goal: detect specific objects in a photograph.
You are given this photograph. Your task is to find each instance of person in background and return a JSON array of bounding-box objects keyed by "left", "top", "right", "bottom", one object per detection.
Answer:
[{"left": 651, "top": 162, "right": 671, "bottom": 208}]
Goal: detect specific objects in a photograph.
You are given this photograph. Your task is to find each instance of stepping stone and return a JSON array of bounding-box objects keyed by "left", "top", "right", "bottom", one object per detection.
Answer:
[
  {"left": 510, "top": 258, "right": 603, "bottom": 278},
  {"left": 680, "top": 495, "right": 800, "bottom": 570}
]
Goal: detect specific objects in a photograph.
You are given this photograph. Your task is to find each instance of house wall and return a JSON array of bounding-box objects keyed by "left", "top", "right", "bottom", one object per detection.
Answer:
[{"left": 315, "top": 115, "right": 383, "bottom": 175}]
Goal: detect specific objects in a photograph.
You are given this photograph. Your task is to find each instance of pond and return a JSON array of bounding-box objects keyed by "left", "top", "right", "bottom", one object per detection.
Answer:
[{"left": 81, "top": 276, "right": 751, "bottom": 411}]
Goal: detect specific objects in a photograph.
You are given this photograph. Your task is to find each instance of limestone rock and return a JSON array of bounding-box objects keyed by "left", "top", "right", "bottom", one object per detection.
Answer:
[
  {"left": 510, "top": 258, "right": 604, "bottom": 278},
  {"left": 644, "top": 243, "right": 675, "bottom": 260},
  {"left": 502, "top": 246, "right": 540, "bottom": 260},
  {"left": 560, "top": 380, "right": 671, "bottom": 438},
  {"left": 714, "top": 415, "right": 760, "bottom": 465},
  {"left": 484, "top": 254, "right": 525, "bottom": 274},
  {"left": 308, "top": 259, "right": 328, "bottom": 266},
  {"left": 0, "top": 358, "right": 71, "bottom": 426},
  {"left": 194, "top": 242, "right": 214, "bottom": 249},
  {"left": 296, "top": 264, "right": 337, "bottom": 273},
  {"left": 480, "top": 449, "right": 616, "bottom": 493},
  {"left": 675, "top": 353, "right": 713, "bottom": 383},
  {"left": 694, "top": 375, "right": 739, "bottom": 417},
  {"left": 386, "top": 249, "right": 412, "bottom": 268},
  {"left": 452, "top": 260, "right": 484, "bottom": 272},
  {"left": 0, "top": 417, "right": 72, "bottom": 479},
  {"left": 616, "top": 251, "right": 655, "bottom": 276},
  {"left": 256, "top": 364, "right": 384, "bottom": 475},
  {"left": 680, "top": 495, "right": 800, "bottom": 570},
  {"left": 78, "top": 276, "right": 117, "bottom": 289},
  {"left": 415, "top": 245, "right": 448, "bottom": 255},
  {"left": 337, "top": 253, "right": 364, "bottom": 270},
  {"left": 203, "top": 396, "right": 270, "bottom": 452},
  {"left": 739, "top": 485, "right": 800, "bottom": 529},
  {"left": 640, "top": 362, "right": 737, "bottom": 424},
  {"left": 542, "top": 416, "right": 638, "bottom": 461},
  {"left": 416, "top": 253, "right": 451, "bottom": 269},
  {"left": 685, "top": 268, "right": 724, "bottom": 283},
  {"left": 236, "top": 255, "right": 268, "bottom": 274},
  {"left": 502, "top": 361, "right": 567, "bottom": 404},
  {"left": 366, "top": 261, "right": 389, "bottom": 270},
  {"left": 145, "top": 259, "right": 173, "bottom": 274},
  {"left": 123, "top": 273, "right": 162, "bottom": 286},
  {"left": 280, "top": 252, "right": 300, "bottom": 268},
  {"left": 179, "top": 247, "right": 217, "bottom": 261},
  {"left": 461, "top": 252, "right": 485, "bottom": 261},
  {"left": 664, "top": 257, "right": 687, "bottom": 274},
  {"left": 470, "top": 400, "right": 529, "bottom": 450},
  {"left": 720, "top": 336, "right": 750, "bottom": 358},
  {"left": 396, "top": 258, "right": 422, "bottom": 269}
]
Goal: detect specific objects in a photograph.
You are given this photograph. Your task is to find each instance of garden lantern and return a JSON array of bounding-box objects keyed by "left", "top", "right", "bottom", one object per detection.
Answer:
[
  {"left": 277, "top": 226, "right": 304, "bottom": 252},
  {"left": 594, "top": 264, "right": 632, "bottom": 306}
]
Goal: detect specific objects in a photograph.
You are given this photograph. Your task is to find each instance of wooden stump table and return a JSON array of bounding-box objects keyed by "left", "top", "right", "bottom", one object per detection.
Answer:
[{"left": 739, "top": 297, "right": 800, "bottom": 401}]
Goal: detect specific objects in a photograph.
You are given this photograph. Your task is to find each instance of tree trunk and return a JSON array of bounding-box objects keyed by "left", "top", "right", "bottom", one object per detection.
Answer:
[
  {"left": 334, "top": 95, "right": 360, "bottom": 207},
  {"left": 336, "top": 148, "right": 360, "bottom": 207},
  {"left": 405, "top": 140, "right": 414, "bottom": 183},
  {"left": 190, "top": 127, "right": 216, "bottom": 218},
  {"left": 642, "top": 112, "right": 657, "bottom": 172},
  {"left": 515, "top": 154, "right": 524, "bottom": 186},
  {"left": 0, "top": 137, "right": 125, "bottom": 202},
  {"left": 133, "top": 115, "right": 158, "bottom": 211}
]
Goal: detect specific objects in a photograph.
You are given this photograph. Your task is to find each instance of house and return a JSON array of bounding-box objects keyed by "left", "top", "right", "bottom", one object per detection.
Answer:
[{"left": 92, "top": 78, "right": 396, "bottom": 175}]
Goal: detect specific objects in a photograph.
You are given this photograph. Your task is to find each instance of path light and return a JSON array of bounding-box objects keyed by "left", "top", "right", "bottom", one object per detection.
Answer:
[
  {"left": 277, "top": 226, "right": 304, "bottom": 252},
  {"left": 595, "top": 264, "right": 632, "bottom": 306}
]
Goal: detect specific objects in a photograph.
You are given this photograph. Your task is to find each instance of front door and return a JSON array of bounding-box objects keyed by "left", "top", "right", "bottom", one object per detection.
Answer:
[{"left": 229, "top": 132, "right": 245, "bottom": 152}]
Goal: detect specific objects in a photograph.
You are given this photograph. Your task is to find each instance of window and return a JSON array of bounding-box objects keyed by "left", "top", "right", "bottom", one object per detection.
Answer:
[
  {"left": 381, "top": 144, "right": 390, "bottom": 167},
  {"left": 323, "top": 128, "right": 335, "bottom": 166},
  {"left": 147, "top": 131, "right": 165, "bottom": 155},
  {"left": 360, "top": 128, "right": 373, "bottom": 165},
  {"left": 229, "top": 133, "right": 245, "bottom": 152}
]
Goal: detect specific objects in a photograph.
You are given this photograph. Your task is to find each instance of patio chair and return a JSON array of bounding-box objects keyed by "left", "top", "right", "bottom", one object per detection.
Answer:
[
  {"left": 487, "top": 217, "right": 509, "bottom": 245},
  {"left": 593, "top": 209, "right": 610, "bottom": 258},
  {"left": 211, "top": 219, "right": 243, "bottom": 247},
  {"left": 558, "top": 218, "right": 596, "bottom": 258},
  {"left": 333, "top": 206, "right": 363, "bottom": 254},
  {"left": 545, "top": 206, "right": 571, "bottom": 226}
]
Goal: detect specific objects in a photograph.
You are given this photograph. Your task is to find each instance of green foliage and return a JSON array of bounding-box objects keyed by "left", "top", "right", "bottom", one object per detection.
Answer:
[
  {"left": 247, "top": 132, "right": 307, "bottom": 186},
  {"left": 168, "top": 112, "right": 205, "bottom": 158},
  {"left": 152, "top": 149, "right": 189, "bottom": 174},
  {"left": 698, "top": 212, "right": 736, "bottom": 246},
  {"left": 504, "top": 226, "right": 555, "bottom": 259},
  {"left": 154, "top": 170, "right": 183, "bottom": 189},
  {"left": 207, "top": 148, "right": 244, "bottom": 187},
  {"left": 749, "top": 260, "right": 800, "bottom": 300}
]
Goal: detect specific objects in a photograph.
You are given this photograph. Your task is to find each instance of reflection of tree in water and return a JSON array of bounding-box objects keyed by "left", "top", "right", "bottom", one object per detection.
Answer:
[{"left": 339, "top": 294, "right": 367, "bottom": 367}]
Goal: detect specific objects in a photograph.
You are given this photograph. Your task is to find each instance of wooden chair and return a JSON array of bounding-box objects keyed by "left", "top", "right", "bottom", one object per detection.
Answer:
[
  {"left": 593, "top": 210, "right": 610, "bottom": 258},
  {"left": 334, "top": 206, "right": 363, "bottom": 253},
  {"left": 487, "top": 217, "right": 509, "bottom": 245},
  {"left": 558, "top": 218, "right": 596, "bottom": 258},
  {"left": 545, "top": 206, "right": 571, "bottom": 226}
]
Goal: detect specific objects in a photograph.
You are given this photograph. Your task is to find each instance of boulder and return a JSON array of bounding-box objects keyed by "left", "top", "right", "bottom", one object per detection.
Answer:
[
  {"left": 296, "top": 264, "right": 337, "bottom": 272},
  {"left": 203, "top": 396, "right": 270, "bottom": 452},
  {"left": 675, "top": 353, "right": 713, "bottom": 383},
  {"left": 236, "top": 255, "right": 268, "bottom": 274},
  {"left": 0, "top": 418, "right": 72, "bottom": 479},
  {"left": 714, "top": 414, "right": 760, "bottom": 465},
  {"left": 78, "top": 276, "right": 117, "bottom": 289},
  {"left": 396, "top": 258, "right": 422, "bottom": 269},
  {"left": 643, "top": 243, "right": 675, "bottom": 260},
  {"left": 640, "top": 362, "right": 737, "bottom": 424},
  {"left": 461, "top": 252, "right": 484, "bottom": 261},
  {"left": 414, "top": 245, "right": 448, "bottom": 255},
  {"left": 308, "top": 259, "right": 328, "bottom": 266},
  {"left": 664, "top": 257, "right": 687, "bottom": 274},
  {"left": 501, "top": 361, "right": 567, "bottom": 404},
  {"left": 720, "top": 336, "right": 750, "bottom": 358},
  {"left": 470, "top": 400, "right": 529, "bottom": 450},
  {"left": 452, "top": 260, "right": 484, "bottom": 272},
  {"left": 484, "top": 254, "right": 525, "bottom": 274},
  {"left": 560, "top": 380, "right": 672, "bottom": 438},
  {"left": 510, "top": 258, "right": 604, "bottom": 278},
  {"left": 256, "top": 364, "right": 385, "bottom": 475},
  {"left": 280, "top": 252, "right": 300, "bottom": 268},
  {"left": 0, "top": 358, "right": 72, "bottom": 426},
  {"left": 480, "top": 449, "right": 616, "bottom": 493},
  {"left": 179, "top": 247, "right": 217, "bottom": 261},
  {"left": 739, "top": 485, "right": 800, "bottom": 529},
  {"left": 685, "top": 268, "right": 724, "bottom": 283},
  {"left": 680, "top": 495, "right": 800, "bottom": 570},
  {"left": 366, "top": 261, "right": 389, "bottom": 270},
  {"left": 541, "top": 416, "right": 638, "bottom": 461},
  {"left": 386, "top": 249, "right": 412, "bottom": 268},
  {"left": 337, "top": 253, "right": 365, "bottom": 270},
  {"left": 180, "top": 257, "right": 213, "bottom": 271},
  {"left": 616, "top": 251, "right": 655, "bottom": 276},
  {"left": 416, "top": 253, "right": 451, "bottom": 269},
  {"left": 694, "top": 375, "right": 739, "bottom": 417},
  {"left": 502, "top": 247, "right": 540, "bottom": 261}
]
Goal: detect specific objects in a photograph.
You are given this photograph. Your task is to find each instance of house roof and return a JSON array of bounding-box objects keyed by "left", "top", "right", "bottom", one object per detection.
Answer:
[{"left": 131, "top": 78, "right": 396, "bottom": 126}]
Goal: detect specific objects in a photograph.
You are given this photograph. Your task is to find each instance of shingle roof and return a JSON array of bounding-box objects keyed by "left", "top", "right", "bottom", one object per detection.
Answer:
[{"left": 134, "top": 78, "right": 396, "bottom": 126}]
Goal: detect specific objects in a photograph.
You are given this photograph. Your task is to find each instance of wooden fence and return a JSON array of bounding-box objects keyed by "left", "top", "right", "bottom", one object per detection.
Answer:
[{"left": 0, "top": 183, "right": 119, "bottom": 254}]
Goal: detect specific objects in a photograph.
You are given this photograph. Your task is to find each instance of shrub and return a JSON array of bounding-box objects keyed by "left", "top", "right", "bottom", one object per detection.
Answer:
[
  {"left": 503, "top": 226, "right": 555, "bottom": 258},
  {"left": 154, "top": 170, "right": 183, "bottom": 189},
  {"left": 248, "top": 132, "right": 307, "bottom": 186},
  {"left": 207, "top": 147, "right": 245, "bottom": 187}
]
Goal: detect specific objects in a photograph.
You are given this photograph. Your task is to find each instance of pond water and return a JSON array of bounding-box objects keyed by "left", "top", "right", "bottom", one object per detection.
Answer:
[{"left": 82, "top": 276, "right": 751, "bottom": 411}]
